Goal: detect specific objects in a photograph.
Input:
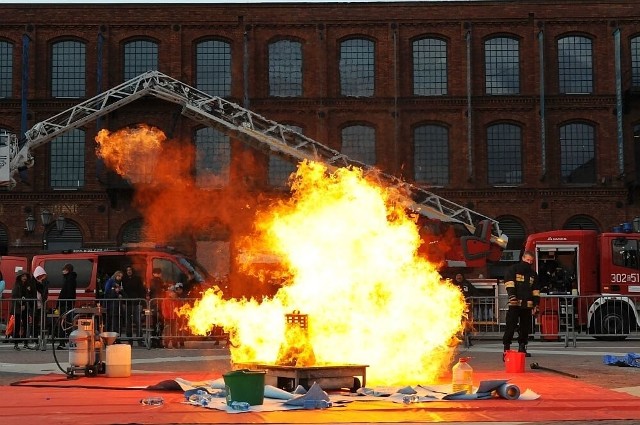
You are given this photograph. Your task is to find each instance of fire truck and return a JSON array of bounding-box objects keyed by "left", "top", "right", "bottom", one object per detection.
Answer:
[
  {"left": 525, "top": 227, "right": 640, "bottom": 340},
  {"left": 0, "top": 71, "right": 508, "bottom": 290}
]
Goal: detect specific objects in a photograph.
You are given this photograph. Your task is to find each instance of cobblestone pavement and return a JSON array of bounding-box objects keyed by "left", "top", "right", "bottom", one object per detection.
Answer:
[{"left": 1, "top": 336, "right": 639, "bottom": 424}]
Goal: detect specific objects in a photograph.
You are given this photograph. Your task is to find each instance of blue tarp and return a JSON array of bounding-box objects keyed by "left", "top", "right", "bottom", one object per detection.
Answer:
[{"left": 603, "top": 352, "right": 640, "bottom": 367}]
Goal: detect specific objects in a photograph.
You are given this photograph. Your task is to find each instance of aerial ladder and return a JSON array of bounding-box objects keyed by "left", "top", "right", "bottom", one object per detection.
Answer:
[{"left": 2, "top": 71, "right": 508, "bottom": 266}]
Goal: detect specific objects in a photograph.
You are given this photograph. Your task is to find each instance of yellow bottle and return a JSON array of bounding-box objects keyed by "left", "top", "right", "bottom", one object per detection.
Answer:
[{"left": 451, "top": 357, "right": 473, "bottom": 394}]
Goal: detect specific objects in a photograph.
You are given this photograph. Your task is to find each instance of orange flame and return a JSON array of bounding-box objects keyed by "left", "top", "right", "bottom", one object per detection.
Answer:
[
  {"left": 187, "top": 161, "right": 466, "bottom": 385},
  {"left": 95, "top": 125, "right": 466, "bottom": 385}
]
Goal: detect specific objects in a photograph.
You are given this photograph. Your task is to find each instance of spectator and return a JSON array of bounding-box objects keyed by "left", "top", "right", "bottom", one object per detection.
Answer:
[
  {"left": 502, "top": 250, "right": 540, "bottom": 359},
  {"left": 123, "top": 265, "right": 146, "bottom": 346},
  {"left": 104, "top": 271, "right": 125, "bottom": 334},
  {"left": 453, "top": 273, "right": 478, "bottom": 300},
  {"left": 148, "top": 268, "right": 165, "bottom": 348},
  {"left": 161, "top": 283, "right": 187, "bottom": 349},
  {"left": 11, "top": 271, "right": 36, "bottom": 350},
  {"left": 33, "top": 266, "right": 49, "bottom": 348},
  {"left": 0, "top": 271, "right": 5, "bottom": 295},
  {"left": 55, "top": 264, "right": 77, "bottom": 349}
]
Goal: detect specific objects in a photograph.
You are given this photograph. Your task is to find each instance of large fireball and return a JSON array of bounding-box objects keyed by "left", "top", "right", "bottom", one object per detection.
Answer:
[
  {"left": 95, "top": 124, "right": 467, "bottom": 385},
  {"left": 187, "top": 161, "right": 466, "bottom": 385}
]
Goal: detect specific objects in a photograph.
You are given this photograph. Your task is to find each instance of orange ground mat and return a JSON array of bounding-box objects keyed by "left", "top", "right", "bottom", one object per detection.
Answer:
[{"left": 2, "top": 370, "right": 640, "bottom": 424}]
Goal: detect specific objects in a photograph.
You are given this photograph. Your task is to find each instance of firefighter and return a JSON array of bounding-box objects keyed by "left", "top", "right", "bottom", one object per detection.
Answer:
[{"left": 502, "top": 250, "right": 540, "bottom": 359}]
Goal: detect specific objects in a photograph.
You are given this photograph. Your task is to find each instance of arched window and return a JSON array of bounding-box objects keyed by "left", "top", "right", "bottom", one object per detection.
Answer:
[
  {"left": 487, "top": 123, "right": 522, "bottom": 185},
  {"left": 196, "top": 39, "right": 231, "bottom": 97},
  {"left": 414, "top": 124, "right": 449, "bottom": 186},
  {"left": 497, "top": 216, "right": 526, "bottom": 253},
  {"left": 560, "top": 122, "right": 595, "bottom": 184},
  {"left": 50, "top": 128, "right": 85, "bottom": 189},
  {"left": 413, "top": 37, "right": 447, "bottom": 96},
  {"left": 45, "top": 219, "right": 83, "bottom": 251},
  {"left": 339, "top": 38, "right": 375, "bottom": 97},
  {"left": 123, "top": 39, "right": 158, "bottom": 80},
  {"left": 0, "top": 40, "right": 13, "bottom": 98},
  {"left": 558, "top": 35, "right": 593, "bottom": 94},
  {"left": 563, "top": 215, "right": 599, "bottom": 232},
  {"left": 194, "top": 127, "right": 230, "bottom": 186},
  {"left": 485, "top": 36, "right": 519, "bottom": 95},
  {"left": 631, "top": 36, "right": 640, "bottom": 89},
  {"left": 269, "top": 39, "right": 302, "bottom": 97},
  {"left": 52, "top": 40, "right": 86, "bottom": 98},
  {"left": 121, "top": 218, "right": 144, "bottom": 244},
  {"left": 341, "top": 125, "right": 376, "bottom": 165}
]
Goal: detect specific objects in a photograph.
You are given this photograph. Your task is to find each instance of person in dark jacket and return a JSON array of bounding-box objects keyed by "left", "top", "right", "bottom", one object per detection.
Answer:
[
  {"left": 55, "top": 263, "right": 77, "bottom": 349},
  {"left": 123, "top": 265, "right": 146, "bottom": 345},
  {"left": 105, "top": 271, "right": 127, "bottom": 335},
  {"left": 147, "top": 268, "right": 165, "bottom": 348},
  {"left": 502, "top": 250, "right": 540, "bottom": 358},
  {"left": 11, "top": 271, "right": 37, "bottom": 350}
]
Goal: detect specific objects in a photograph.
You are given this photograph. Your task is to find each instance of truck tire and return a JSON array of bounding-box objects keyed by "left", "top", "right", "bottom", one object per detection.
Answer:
[{"left": 593, "top": 305, "right": 630, "bottom": 341}]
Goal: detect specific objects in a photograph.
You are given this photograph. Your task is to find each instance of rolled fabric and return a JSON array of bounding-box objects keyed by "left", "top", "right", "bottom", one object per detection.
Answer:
[{"left": 496, "top": 383, "right": 520, "bottom": 400}]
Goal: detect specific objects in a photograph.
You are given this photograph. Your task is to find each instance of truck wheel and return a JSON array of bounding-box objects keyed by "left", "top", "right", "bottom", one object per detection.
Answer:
[{"left": 594, "top": 307, "right": 629, "bottom": 341}]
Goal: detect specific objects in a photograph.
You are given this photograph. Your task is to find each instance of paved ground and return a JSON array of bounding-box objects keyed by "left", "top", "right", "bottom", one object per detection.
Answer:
[{"left": 1, "top": 336, "right": 640, "bottom": 424}]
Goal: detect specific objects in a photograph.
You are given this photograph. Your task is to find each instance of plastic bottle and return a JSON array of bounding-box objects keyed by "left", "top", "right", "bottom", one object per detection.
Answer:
[
  {"left": 188, "top": 390, "right": 212, "bottom": 407},
  {"left": 140, "top": 396, "right": 164, "bottom": 406},
  {"left": 230, "top": 401, "right": 250, "bottom": 411},
  {"left": 402, "top": 394, "right": 420, "bottom": 404},
  {"left": 451, "top": 357, "right": 473, "bottom": 394}
]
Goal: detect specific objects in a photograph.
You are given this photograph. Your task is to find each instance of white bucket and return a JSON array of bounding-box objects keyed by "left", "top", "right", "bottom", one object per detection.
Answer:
[{"left": 106, "top": 344, "right": 131, "bottom": 378}]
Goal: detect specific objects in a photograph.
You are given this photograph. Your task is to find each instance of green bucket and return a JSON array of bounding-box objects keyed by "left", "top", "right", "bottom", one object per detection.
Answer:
[{"left": 223, "top": 369, "right": 266, "bottom": 406}]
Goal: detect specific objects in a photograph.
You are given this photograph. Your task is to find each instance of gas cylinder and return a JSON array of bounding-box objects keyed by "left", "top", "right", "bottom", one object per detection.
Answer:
[
  {"left": 451, "top": 357, "right": 474, "bottom": 394},
  {"left": 68, "top": 327, "right": 91, "bottom": 367}
]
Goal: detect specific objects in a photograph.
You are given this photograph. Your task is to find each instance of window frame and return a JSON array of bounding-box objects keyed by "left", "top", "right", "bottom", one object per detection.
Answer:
[
  {"left": 487, "top": 123, "right": 523, "bottom": 186},
  {"left": 123, "top": 39, "right": 159, "bottom": 81},
  {"left": 51, "top": 39, "right": 86, "bottom": 98},
  {"left": 339, "top": 37, "right": 375, "bottom": 97},
  {"left": 484, "top": 36, "right": 520, "bottom": 95},
  {"left": 195, "top": 38, "right": 232, "bottom": 98},
  {"left": 412, "top": 36, "right": 448, "bottom": 96},
  {"left": 557, "top": 35, "right": 593, "bottom": 94},
  {"left": 413, "top": 124, "right": 449, "bottom": 186},
  {"left": 268, "top": 38, "right": 303, "bottom": 97}
]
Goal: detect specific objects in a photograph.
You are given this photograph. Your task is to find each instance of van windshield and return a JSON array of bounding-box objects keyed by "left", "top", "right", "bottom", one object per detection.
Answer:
[{"left": 177, "top": 256, "right": 209, "bottom": 283}]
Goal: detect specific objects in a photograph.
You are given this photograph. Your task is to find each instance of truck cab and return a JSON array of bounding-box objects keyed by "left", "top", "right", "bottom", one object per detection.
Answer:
[{"left": 525, "top": 229, "right": 640, "bottom": 340}]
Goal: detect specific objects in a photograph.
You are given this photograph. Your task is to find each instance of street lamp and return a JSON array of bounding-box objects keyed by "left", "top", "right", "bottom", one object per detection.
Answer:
[
  {"left": 25, "top": 215, "right": 37, "bottom": 233},
  {"left": 24, "top": 209, "right": 64, "bottom": 249},
  {"left": 41, "top": 209, "right": 53, "bottom": 227}
]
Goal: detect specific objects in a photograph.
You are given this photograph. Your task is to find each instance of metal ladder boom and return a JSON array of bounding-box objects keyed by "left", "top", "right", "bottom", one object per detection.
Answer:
[{"left": 10, "top": 70, "right": 507, "bottom": 248}]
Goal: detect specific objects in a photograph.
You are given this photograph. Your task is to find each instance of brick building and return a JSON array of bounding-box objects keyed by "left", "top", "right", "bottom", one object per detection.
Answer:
[{"left": 1, "top": 1, "right": 640, "bottom": 281}]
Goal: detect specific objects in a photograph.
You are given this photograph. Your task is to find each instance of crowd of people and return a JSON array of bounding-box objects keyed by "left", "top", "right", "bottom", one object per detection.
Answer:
[{"left": 3, "top": 264, "right": 206, "bottom": 350}]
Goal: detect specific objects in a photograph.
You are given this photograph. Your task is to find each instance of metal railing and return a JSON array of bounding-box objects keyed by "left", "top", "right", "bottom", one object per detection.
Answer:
[
  {"left": 3, "top": 293, "right": 640, "bottom": 351},
  {"left": 1, "top": 297, "right": 229, "bottom": 351}
]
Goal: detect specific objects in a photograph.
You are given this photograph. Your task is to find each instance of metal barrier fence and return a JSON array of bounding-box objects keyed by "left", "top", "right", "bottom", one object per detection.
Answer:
[
  {"left": 468, "top": 293, "right": 640, "bottom": 347},
  {"left": 0, "top": 297, "right": 228, "bottom": 351},
  {"left": 3, "top": 293, "right": 640, "bottom": 351}
]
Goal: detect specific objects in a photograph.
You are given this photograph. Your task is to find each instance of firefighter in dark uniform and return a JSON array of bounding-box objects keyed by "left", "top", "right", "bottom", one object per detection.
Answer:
[{"left": 502, "top": 250, "right": 540, "bottom": 358}]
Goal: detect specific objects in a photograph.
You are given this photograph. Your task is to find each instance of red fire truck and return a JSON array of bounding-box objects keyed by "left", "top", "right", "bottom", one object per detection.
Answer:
[{"left": 525, "top": 228, "right": 640, "bottom": 340}]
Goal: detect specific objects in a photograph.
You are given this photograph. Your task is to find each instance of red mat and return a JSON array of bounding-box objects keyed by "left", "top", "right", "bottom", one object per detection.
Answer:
[{"left": 2, "top": 370, "right": 640, "bottom": 424}]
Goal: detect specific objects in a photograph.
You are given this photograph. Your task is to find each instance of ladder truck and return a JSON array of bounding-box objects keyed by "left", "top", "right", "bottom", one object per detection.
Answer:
[{"left": 0, "top": 71, "right": 508, "bottom": 270}]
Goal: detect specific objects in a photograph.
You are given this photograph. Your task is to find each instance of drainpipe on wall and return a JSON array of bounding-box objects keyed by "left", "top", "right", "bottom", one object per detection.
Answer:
[
  {"left": 538, "top": 28, "right": 546, "bottom": 178},
  {"left": 465, "top": 28, "right": 473, "bottom": 181},
  {"left": 613, "top": 26, "right": 624, "bottom": 177}
]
